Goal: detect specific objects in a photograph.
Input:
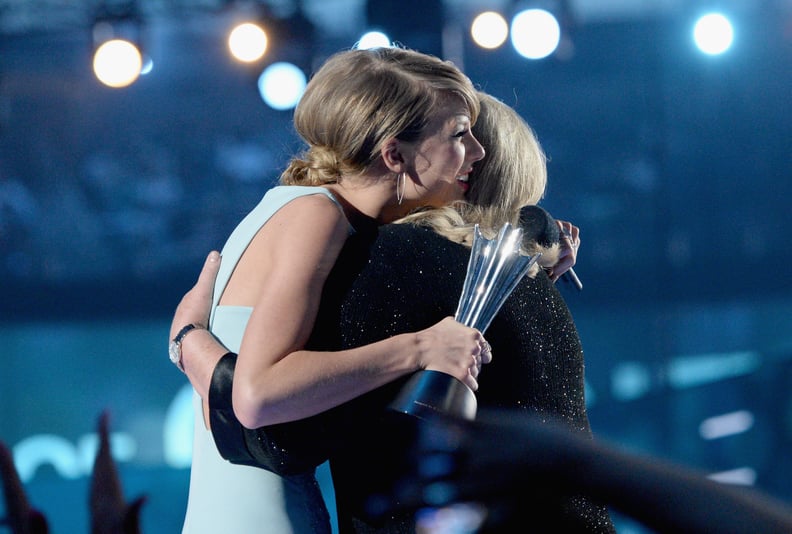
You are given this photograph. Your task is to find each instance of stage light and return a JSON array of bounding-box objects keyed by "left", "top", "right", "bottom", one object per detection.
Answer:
[
  {"left": 228, "top": 21, "right": 269, "bottom": 63},
  {"left": 699, "top": 410, "right": 755, "bottom": 440},
  {"left": 667, "top": 351, "right": 759, "bottom": 389},
  {"left": 93, "top": 38, "right": 143, "bottom": 88},
  {"left": 471, "top": 11, "right": 509, "bottom": 50},
  {"left": 356, "top": 31, "right": 391, "bottom": 50},
  {"left": 257, "top": 61, "right": 306, "bottom": 110},
  {"left": 693, "top": 12, "right": 734, "bottom": 55},
  {"left": 510, "top": 8, "right": 561, "bottom": 60},
  {"left": 90, "top": 3, "right": 146, "bottom": 89}
]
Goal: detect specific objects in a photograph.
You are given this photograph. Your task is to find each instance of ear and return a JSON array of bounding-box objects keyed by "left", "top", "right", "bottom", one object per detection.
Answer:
[{"left": 380, "top": 138, "right": 408, "bottom": 173}]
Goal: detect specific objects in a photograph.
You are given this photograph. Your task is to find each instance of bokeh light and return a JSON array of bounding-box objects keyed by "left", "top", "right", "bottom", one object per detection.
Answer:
[
  {"left": 471, "top": 11, "right": 509, "bottom": 50},
  {"left": 510, "top": 8, "right": 561, "bottom": 60},
  {"left": 356, "top": 31, "right": 391, "bottom": 49},
  {"left": 228, "top": 22, "right": 268, "bottom": 63},
  {"left": 693, "top": 13, "right": 734, "bottom": 55},
  {"left": 257, "top": 62, "right": 307, "bottom": 110},
  {"left": 92, "top": 39, "right": 142, "bottom": 88}
]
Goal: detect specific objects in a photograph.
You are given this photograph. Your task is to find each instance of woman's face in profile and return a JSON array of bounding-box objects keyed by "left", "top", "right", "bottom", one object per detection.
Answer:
[{"left": 403, "top": 95, "right": 486, "bottom": 208}]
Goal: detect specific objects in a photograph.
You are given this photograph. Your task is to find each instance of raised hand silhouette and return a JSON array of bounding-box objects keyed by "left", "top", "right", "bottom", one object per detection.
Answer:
[
  {"left": 89, "top": 412, "right": 146, "bottom": 534},
  {"left": 0, "top": 440, "right": 49, "bottom": 534}
]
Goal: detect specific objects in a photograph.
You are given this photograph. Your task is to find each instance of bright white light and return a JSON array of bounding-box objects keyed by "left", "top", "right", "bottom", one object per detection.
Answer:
[
  {"left": 510, "top": 9, "right": 561, "bottom": 60},
  {"left": 228, "top": 22, "right": 268, "bottom": 63},
  {"left": 699, "top": 410, "right": 755, "bottom": 440},
  {"left": 471, "top": 11, "right": 508, "bottom": 50},
  {"left": 708, "top": 467, "right": 757, "bottom": 486},
  {"left": 93, "top": 39, "right": 142, "bottom": 88},
  {"left": 258, "top": 62, "right": 307, "bottom": 110},
  {"left": 357, "top": 31, "right": 391, "bottom": 50},
  {"left": 693, "top": 13, "right": 734, "bottom": 55}
]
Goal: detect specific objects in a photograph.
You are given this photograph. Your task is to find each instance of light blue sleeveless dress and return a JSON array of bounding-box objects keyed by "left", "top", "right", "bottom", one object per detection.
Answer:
[{"left": 182, "top": 186, "right": 349, "bottom": 534}]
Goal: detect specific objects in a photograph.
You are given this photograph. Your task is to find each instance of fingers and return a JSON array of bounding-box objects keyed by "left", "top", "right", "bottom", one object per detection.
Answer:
[
  {"left": 556, "top": 220, "right": 580, "bottom": 252},
  {"left": 480, "top": 338, "right": 493, "bottom": 364},
  {"left": 421, "top": 319, "right": 493, "bottom": 391},
  {"left": 557, "top": 219, "right": 580, "bottom": 246},
  {"left": 549, "top": 220, "right": 580, "bottom": 281},
  {"left": 560, "top": 229, "right": 579, "bottom": 255},
  {"left": 464, "top": 373, "right": 479, "bottom": 392},
  {"left": 466, "top": 334, "right": 492, "bottom": 389},
  {"left": 469, "top": 355, "right": 481, "bottom": 379},
  {"left": 170, "top": 251, "right": 221, "bottom": 339},
  {"left": 194, "top": 250, "right": 221, "bottom": 300}
]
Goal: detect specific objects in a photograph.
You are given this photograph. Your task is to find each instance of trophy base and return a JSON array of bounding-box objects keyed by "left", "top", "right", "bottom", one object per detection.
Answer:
[{"left": 389, "top": 370, "right": 477, "bottom": 421}]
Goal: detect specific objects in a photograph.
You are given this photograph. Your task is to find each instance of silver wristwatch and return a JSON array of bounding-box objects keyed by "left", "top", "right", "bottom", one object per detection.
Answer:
[{"left": 169, "top": 324, "right": 198, "bottom": 372}]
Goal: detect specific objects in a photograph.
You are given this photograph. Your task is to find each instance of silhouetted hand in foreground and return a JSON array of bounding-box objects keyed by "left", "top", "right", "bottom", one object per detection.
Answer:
[
  {"left": 0, "top": 440, "right": 49, "bottom": 534},
  {"left": 89, "top": 411, "right": 146, "bottom": 534}
]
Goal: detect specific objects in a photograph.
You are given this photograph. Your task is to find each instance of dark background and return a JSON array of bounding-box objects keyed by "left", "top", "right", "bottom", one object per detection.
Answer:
[{"left": 2, "top": 1, "right": 791, "bottom": 532}]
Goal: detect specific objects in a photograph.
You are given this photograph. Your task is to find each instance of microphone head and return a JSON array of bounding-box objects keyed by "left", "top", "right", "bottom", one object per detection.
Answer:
[{"left": 518, "top": 205, "right": 560, "bottom": 248}]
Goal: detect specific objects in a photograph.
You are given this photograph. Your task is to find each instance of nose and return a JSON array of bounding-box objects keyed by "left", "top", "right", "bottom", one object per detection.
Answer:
[{"left": 466, "top": 133, "right": 486, "bottom": 163}]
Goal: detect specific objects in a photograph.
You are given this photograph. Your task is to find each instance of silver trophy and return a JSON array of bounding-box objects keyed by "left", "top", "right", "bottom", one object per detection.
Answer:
[{"left": 390, "top": 223, "right": 541, "bottom": 420}]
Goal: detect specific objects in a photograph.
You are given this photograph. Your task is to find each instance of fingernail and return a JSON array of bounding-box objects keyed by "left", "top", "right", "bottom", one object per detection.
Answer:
[{"left": 208, "top": 251, "right": 220, "bottom": 262}]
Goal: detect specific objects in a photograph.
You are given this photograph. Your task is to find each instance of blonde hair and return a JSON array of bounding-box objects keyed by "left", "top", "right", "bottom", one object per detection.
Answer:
[
  {"left": 280, "top": 47, "right": 480, "bottom": 186},
  {"left": 400, "top": 92, "right": 548, "bottom": 254}
]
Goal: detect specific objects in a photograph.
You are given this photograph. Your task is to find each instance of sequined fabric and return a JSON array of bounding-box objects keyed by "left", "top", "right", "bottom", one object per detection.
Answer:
[{"left": 306, "top": 223, "right": 615, "bottom": 533}]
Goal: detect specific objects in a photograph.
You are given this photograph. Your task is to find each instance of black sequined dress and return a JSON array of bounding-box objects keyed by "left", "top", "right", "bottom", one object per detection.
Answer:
[{"left": 305, "top": 223, "right": 613, "bottom": 533}]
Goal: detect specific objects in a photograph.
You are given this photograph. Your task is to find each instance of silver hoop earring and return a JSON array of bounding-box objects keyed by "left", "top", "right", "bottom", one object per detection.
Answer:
[{"left": 396, "top": 172, "right": 406, "bottom": 205}]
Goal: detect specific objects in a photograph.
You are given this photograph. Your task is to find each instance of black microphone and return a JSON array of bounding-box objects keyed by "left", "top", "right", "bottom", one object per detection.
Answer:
[{"left": 518, "top": 205, "right": 583, "bottom": 291}]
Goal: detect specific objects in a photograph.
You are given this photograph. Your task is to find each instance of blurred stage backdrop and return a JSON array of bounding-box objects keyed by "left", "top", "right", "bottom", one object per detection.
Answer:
[{"left": 1, "top": 0, "right": 791, "bottom": 532}]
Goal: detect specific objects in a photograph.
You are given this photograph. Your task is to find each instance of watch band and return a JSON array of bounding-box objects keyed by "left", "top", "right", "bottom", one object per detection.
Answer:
[{"left": 169, "top": 323, "right": 199, "bottom": 372}]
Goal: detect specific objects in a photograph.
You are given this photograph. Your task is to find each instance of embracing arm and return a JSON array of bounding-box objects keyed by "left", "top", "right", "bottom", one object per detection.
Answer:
[
  {"left": 169, "top": 250, "right": 227, "bottom": 398},
  {"left": 174, "top": 195, "right": 487, "bottom": 430},
  {"left": 231, "top": 196, "right": 486, "bottom": 428}
]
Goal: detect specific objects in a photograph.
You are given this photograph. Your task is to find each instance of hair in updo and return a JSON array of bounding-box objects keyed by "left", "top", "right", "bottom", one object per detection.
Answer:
[{"left": 280, "top": 47, "right": 479, "bottom": 186}]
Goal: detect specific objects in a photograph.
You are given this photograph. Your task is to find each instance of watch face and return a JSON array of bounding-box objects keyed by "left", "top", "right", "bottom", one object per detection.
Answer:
[{"left": 169, "top": 341, "right": 180, "bottom": 364}]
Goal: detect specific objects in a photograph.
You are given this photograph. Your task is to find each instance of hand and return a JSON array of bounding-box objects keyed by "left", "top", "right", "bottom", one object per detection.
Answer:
[
  {"left": 546, "top": 220, "right": 580, "bottom": 282},
  {"left": 416, "top": 317, "right": 493, "bottom": 391},
  {"left": 169, "top": 250, "right": 221, "bottom": 341},
  {"left": 90, "top": 411, "right": 146, "bottom": 534},
  {"left": 170, "top": 251, "right": 228, "bottom": 415},
  {"left": 0, "top": 440, "right": 49, "bottom": 534}
]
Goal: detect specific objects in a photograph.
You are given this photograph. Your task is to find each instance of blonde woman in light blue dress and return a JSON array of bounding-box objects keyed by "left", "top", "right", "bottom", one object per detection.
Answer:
[{"left": 173, "top": 47, "right": 488, "bottom": 534}]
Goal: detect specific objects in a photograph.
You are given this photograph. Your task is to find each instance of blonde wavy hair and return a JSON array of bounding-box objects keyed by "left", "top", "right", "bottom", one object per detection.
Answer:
[
  {"left": 280, "top": 47, "right": 479, "bottom": 186},
  {"left": 399, "top": 92, "right": 550, "bottom": 257}
]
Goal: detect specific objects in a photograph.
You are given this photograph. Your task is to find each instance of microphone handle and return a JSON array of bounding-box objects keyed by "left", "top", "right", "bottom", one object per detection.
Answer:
[{"left": 562, "top": 267, "right": 583, "bottom": 291}]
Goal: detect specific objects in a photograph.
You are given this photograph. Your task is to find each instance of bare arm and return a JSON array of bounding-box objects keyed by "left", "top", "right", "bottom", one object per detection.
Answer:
[
  {"left": 169, "top": 250, "right": 226, "bottom": 400},
  {"left": 231, "top": 196, "right": 485, "bottom": 428},
  {"left": 174, "top": 195, "right": 488, "bottom": 430}
]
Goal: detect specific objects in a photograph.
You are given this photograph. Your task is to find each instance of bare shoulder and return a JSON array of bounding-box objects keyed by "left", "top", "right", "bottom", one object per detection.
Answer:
[
  {"left": 260, "top": 190, "right": 349, "bottom": 262},
  {"left": 272, "top": 191, "right": 347, "bottom": 230},
  {"left": 221, "top": 191, "right": 349, "bottom": 305}
]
